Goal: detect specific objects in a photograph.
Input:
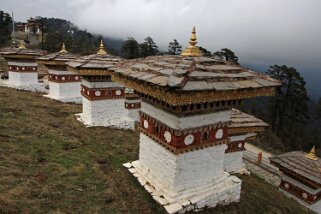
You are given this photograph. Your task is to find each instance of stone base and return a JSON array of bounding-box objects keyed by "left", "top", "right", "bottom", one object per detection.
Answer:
[
  {"left": 75, "top": 113, "right": 136, "bottom": 130},
  {"left": 124, "top": 161, "right": 241, "bottom": 214},
  {"left": 43, "top": 94, "right": 82, "bottom": 104},
  {"left": 0, "top": 80, "right": 48, "bottom": 93},
  {"left": 281, "top": 190, "right": 321, "bottom": 214}
]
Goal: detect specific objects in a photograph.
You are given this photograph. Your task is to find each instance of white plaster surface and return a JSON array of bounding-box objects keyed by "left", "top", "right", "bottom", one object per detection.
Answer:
[
  {"left": 1, "top": 74, "right": 48, "bottom": 93},
  {"left": 45, "top": 81, "right": 82, "bottom": 104},
  {"left": 77, "top": 97, "right": 135, "bottom": 130},
  {"left": 125, "top": 107, "right": 140, "bottom": 122},
  {"left": 281, "top": 190, "right": 321, "bottom": 214},
  {"left": 47, "top": 69, "right": 77, "bottom": 75},
  {"left": 224, "top": 151, "right": 246, "bottom": 173},
  {"left": 141, "top": 101, "right": 231, "bottom": 130},
  {"left": 82, "top": 79, "right": 123, "bottom": 88},
  {"left": 8, "top": 71, "right": 38, "bottom": 87},
  {"left": 125, "top": 133, "right": 241, "bottom": 213}
]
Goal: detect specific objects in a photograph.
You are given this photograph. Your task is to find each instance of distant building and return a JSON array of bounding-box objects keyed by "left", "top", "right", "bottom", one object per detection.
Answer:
[
  {"left": 16, "top": 17, "right": 42, "bottom": 34},
  {"left": 270, "top": 147, "right": 321, "bottom": 214}
]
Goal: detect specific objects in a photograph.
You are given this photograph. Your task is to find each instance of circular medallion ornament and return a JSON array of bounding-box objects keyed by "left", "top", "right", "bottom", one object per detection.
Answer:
[
  {"left": 22, "top": 67, "right": 25, "bottom": 70},
  {"left": 62, "top": 77, "right": 65, "bottom": 81},
  {"left": 238, "top": 143, "right": 243, "bottom": 148},
  {"left": 143, "top": 120, "right": 149, "bottom": 129},
  {"left": 131, "top": 104, "right": 134, "bottom": 107},
  {"left": 75, "top": 76, "right": 79, "bottom": 80},
  {"left": 33, "top": 67, "right": 36, "bottom": 71},
  {"left": 215, "top": 129, "right": 224, "bottom": 139},
  {"left": 82, "top": 88, "right": 85, "bottom": 92},
  {"left": 302, "top": 193, "right": 308, "bottom": 199},
  {"left": 284, "top": 183, "right": 289, "bottom": 189},
  {"left": 184, "top": 134, "right": 194, "bottom": 145},
  {"left": 164, "top": 131, "right": 172, "bottom": 143},
  {"left": 115, "top": 90, "right": 122, "bottom": 96},
  {"left": 87, "top": 91, "right": 90, "bottom": 95},
  {"left": 95, "top": 91, "right": 101, "bottom": 96},
  {"left": 55, "top": 76, "right": 58, "bottom": 80},
  {"left": 9, "top": 66, "right": 12, "bottom": 70}
]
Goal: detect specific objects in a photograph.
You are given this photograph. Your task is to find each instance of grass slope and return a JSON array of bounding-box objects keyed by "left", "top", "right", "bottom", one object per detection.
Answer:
[{"left": 0, "top": 87, "right": 314, "bottom": 214}]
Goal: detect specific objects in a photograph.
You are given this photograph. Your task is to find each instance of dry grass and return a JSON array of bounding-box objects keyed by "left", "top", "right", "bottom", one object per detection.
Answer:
[{"left": 0, "top": 87, "right": 314, "bottom": 214}]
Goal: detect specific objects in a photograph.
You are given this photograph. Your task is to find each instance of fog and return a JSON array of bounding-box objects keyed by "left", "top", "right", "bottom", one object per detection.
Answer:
[{"left": 2, "top": 0, "right": 321, "bottom": 98}]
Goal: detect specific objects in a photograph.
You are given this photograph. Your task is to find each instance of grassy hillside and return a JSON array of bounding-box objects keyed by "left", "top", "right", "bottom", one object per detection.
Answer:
[{"left": 0, "top": 87, "right": 314, "bottom": 214}]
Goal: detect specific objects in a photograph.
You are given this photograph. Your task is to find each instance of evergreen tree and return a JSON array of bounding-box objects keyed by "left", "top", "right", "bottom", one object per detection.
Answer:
[
  {"left": 266, "top": 65, "right": 309, "bottom": 150},
  {"left": 316, "top": 97, "right": 321, "bottom": 119},
  {"left": 121, "top": 37, "right": 140, "bottom": 59},
  {"left": 168, "top": 39, "right": 182, "bottom": 55},
  {"left": 213, "top": 48, "right": 239, "bottom": 64},
  {"left": 198, "top": 46, "right": 211, "bottom": 57},
  {"left": 0, "top": 11, "right": 12, "bottom": 47},
  {"left": 139, "top": 36, "right": 158, "bottom": 57}
]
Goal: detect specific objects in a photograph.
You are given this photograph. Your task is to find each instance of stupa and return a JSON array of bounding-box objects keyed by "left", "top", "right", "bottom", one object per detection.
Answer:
[
  {"left": 109, "top": 27, "right": 281, "bottom": 213},
  {"left": 270, "top": 147, "right": 321, "bottom": 214},
  {"left": 67, "top": 40, "right": 139, "bottom": 129},
  {"left": 0, "top": 42, "right": 46, "bottom": 91},
  {"left": 225, "top": 108, "right": 268, "bottom": 173},
  {"left": 37, "top": 43, "right": 81, "bottom": 103}
]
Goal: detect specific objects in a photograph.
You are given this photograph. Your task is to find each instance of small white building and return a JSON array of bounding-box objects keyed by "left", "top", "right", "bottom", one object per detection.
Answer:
[
  {"left": 271, "top": 148, "right": 321, "bottom": 214},
  {"left": 37, "top": 44, "right": 81, "bottom": 103},
  {"left": 225, "top": 108, "right": 268, "bottom": 174},
  {"left": 67, "top": 41, "right": 138, "bottom": 130},
  {"left": 0, "top": 43, "right": 47, "bottom": 92},
  {"left": 112, "top": 27, "right": 281, "bottom": 213}
]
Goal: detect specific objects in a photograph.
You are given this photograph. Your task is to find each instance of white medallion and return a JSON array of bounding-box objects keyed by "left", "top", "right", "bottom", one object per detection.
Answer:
[
  {"left": 164, "top": 131, "right": 172, "bottom": 143},
  {"left": 95, "top": 91, "right": 101, "bottom": 96},
  {"left": 115, "top": 90, "right": 122, "bottom": 96},
  {"left": 62, "top": 77, "right": 65, "bottom": 81},
  {"left": 284, "top": 183, "right": 289, "bottom": 189},
  {"left": 22, "top": 67, "right": 25, "bottom": 70},
  {"left": 238, "top": 143, "right": 243, "bottom": 148},
  {"left": 75, "top": 76, "right": 79, "bottom": 80},
  {"left": 215, "top": 129, "right": 224, "bottom": 139},
  {"left": 143, "top": 120, "right": 149, "bottom": 129},
  {"left": 184, "top": 134, "right": 194, "bottom": 145},
  {"left": 302, "top": 192, "right": 308, "bottom": 199}
]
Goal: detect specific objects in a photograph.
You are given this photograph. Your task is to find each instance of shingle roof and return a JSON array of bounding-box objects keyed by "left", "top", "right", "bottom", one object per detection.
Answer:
[
  {"left": 229, "top": 108, "right": 268, "bottom": 129},
  {"left": 270, "top": 151, "right": 321, "bottom": 185},
  {"left": 110, "top": 55, "right": 281, "bottom": 92}
]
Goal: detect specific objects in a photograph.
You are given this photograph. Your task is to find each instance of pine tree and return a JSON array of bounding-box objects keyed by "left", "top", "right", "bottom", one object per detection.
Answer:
[
  {"left": 121, "top": 37, "right": 140, "bottom": 59},
  {"left": 168, "top": 39, "right": 182, "bottom": 55},
  {"left": 0, "top": 11, "right": 12, "bottom": 47},
  {"left": 213, "top": 48, "right": 239, "bottom": 64},
  {"left": 139, "top": 36, "right": 158, "bottom": 57},
  {"left": 266, "top": 65, "right": 309, "bottom": 150},
  {"left": 198, "top": 46, "right": 212, "bottom": 57}
]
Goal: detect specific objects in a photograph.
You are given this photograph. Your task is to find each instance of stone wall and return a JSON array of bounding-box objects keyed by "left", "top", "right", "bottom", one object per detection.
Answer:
[{"left": 224, "top": 151, "right": 245, "bottom": 173}]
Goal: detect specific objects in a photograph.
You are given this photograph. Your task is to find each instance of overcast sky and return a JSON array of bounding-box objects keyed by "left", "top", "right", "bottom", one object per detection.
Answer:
[{"left": 2, "top": 0, "right": 321, "bottom": 96}]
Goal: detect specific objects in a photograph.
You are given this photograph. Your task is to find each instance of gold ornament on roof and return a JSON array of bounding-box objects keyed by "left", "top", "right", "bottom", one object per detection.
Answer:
[
  {"left": 59, "top": 43, "right": 68, "bottom": 54},
  {"left": 305, "top": 146, "right": 319, "bottom": 161},
  {"left": 181, "top": 26, "right": 202, "bottom": 57},
  {"left": 18, "top": 41, "right": 26, "bottom": 49},
  {"left": 97, "top": 40, "right": 107, "bottom": 55}
]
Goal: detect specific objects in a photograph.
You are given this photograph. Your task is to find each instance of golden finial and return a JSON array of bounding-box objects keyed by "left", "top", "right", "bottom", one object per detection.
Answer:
[
  {"left": 181, "top": 26, "right": 202, "bottom": 57},
  {"left": 97, "top": 40, "right": 107, "bottom": 55},
  {"left": 18, "top": 41, "right": 26, "bottom": 49},
  {"left": 305, "top": 146, "right": 319, "bottom": 161},
  {"left": 59, "top": 43, "right": 68, "bottom": 54}
]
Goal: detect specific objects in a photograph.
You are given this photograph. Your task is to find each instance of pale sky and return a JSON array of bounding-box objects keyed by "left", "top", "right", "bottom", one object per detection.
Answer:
[{"left": 2, "top": 0, "right": 321, "bottom": 97}]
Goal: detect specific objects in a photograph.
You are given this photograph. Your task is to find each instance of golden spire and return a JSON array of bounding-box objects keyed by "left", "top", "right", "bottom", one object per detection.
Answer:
[
  {"left": 18, "top": 41, "right": 26, "bottom": 49},
  {"left": 181, "top": 26, "right": 202, "bottom": 57},
  {"left": 305, "top": 146, "right": 319, "bottom": 161},
  {"left": 97, "top": 40, "right": 107, "bottom": 55},
  {"left": 59, "top": 43, "right": 68, "bottom": 54}
]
